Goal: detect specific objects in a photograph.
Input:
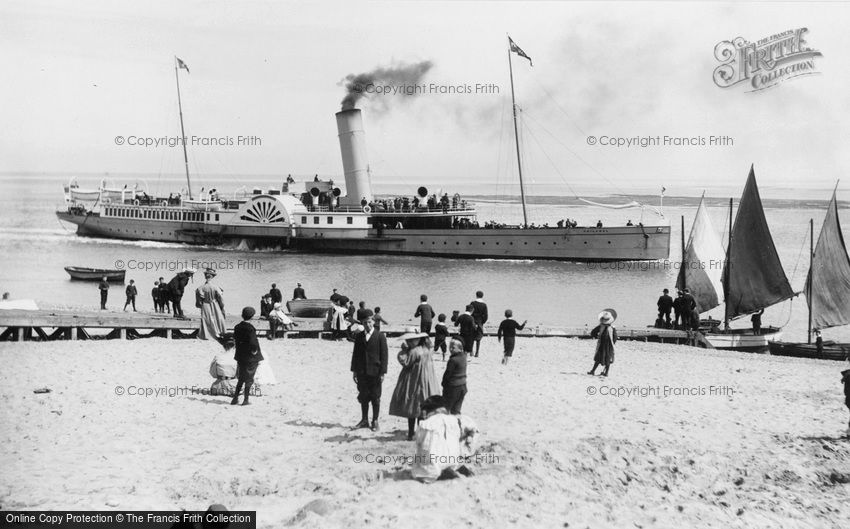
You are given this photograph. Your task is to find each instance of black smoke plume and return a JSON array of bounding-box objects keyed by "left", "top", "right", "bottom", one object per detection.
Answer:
[{"left": 340, "top": 60, "right": 434, "bottom": 111}]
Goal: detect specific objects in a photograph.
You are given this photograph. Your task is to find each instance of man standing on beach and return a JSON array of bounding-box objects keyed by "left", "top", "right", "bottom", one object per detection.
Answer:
[
  {"left": 269, "top": 283, "right": 282, "bottom": 304},
  {"left": 292, "top": 282, "right": 306, "bottom": 300},
  {"left": 123, "top": 279, "right": 137, "bottom": 312},
  {"left": 657, "top": 288, "right": 673, "bottom": 326},
  {"left": 98, "top": 276, "right": 109, "bottom": 310},
  {"left": 470, "top": 291, "right": 488, "bottom": 357},
  {"left": 152, "top": 281, "right": 160, "bottom": 313},
  {"left": 454, "top": 305, "right": 476, "bottom": 355},
  {"left": 414, "top": 294, "right": 436, "bottom": 334},
  {"left": 350, "top": 313, "right": 388, "bottom": 431}
]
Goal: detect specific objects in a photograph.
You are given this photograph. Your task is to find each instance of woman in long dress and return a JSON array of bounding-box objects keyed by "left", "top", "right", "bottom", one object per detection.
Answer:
[
  {"left": 389, "top": 328, "right": 441, "bottom": 440},
  {"left": 195, "top": 269, "right": 226, "bottom": 340},
  {"left": 588, "top": 309, "right": 618, "bottom": 377}
]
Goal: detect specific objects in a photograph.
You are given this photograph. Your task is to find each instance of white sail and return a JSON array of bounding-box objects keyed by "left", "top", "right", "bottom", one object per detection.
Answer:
[{"left": 677, "top": 196, "right": 725, "bottom": 313}]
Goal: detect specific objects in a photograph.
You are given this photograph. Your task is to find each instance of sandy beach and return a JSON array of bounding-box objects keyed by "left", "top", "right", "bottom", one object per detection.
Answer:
[{"left": 0, "top": 336, "right": 847, "bottom": 528}]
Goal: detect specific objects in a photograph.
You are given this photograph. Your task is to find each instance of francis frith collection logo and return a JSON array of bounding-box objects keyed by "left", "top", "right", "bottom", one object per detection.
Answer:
[{"left": 713, "top": 28, "right": 822, "bottom": 92}]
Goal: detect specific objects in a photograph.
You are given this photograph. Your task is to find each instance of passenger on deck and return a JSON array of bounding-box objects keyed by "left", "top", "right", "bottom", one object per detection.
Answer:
[
  {"left": 596, "top": 220, "right": 603, "bottom": 228},
  {"left": 626, "top": 220, "right": 634, "bottom": 226}
]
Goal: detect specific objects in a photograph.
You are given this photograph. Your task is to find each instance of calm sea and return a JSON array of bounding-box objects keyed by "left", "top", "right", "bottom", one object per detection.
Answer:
[{"left": 1, "top": 174, "right": 847, "bottom": 343}]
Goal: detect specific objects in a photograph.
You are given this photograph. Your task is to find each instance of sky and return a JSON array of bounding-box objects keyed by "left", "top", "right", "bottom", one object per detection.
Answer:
[{"left": 1, "top": 0, "right": 849, "bottom": 198}]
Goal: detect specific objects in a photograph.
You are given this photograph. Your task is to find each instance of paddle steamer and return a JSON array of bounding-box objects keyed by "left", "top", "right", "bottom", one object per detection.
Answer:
[{"left": 57, "top": 51, "right": 671, "bottom": 262}]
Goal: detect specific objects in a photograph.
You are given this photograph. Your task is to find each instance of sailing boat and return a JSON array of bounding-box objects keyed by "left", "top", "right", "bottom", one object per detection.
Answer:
[
  {"left": 768, "top": 188, "right": 850, "bottom": 361},
  {"left": 681, "top": 166, "right": 795, "bottom": 351},
  {"left": 676, "top": 193, "right": 725, "bottom": 315}
]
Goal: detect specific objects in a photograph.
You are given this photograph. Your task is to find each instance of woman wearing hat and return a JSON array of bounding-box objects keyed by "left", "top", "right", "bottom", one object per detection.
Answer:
[
  {"left": 195, "top": 268, "right": 225, "bottom": 340},
  {"left": 390, "top": 327, "right": 441, "bottom": 440},
  {"left": 588, "top": 309, "right": 618, "bottom": 377}
]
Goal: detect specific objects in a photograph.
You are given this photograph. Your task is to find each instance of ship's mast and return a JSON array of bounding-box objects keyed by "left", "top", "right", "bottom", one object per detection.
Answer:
[
  {"left": 174, "top": 57, "right": 193, "bottom": 200},
  {"left": 807, "top": 217, "right": 813, "bottom": 344},
  {"left": 723, "top": 197, "right": 733, "bottom": 330},
  {"left": 507, "top": 37, "right": 528, "bottom": 228}
]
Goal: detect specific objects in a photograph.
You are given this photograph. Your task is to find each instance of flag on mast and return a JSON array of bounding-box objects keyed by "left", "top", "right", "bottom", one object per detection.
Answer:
[
  {"left": 176, "top": 57, "right": 190, "bottom": 74},
  {"left": 508, "top": 37, "right": 533, "bottom": 66}
]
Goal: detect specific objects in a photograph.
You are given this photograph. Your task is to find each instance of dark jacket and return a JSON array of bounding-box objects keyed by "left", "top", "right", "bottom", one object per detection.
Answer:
[
  {"left": 657, "top": 294, "right": 673, "bottom": 312},
  {"left": 269, "top": 288, "right": 282, "bottom": 304},
  {"left": 292, "top": 287, "right": 306, "bottom": 300},
  {"left": 125, "top": 285, "right": 137, "bottom": 297},
  {"left": 841, "top": 369, "right": 850, "bottom": 407},
  {"left": 233, "top": 321, "right": 263, "bottom": 364},
  {"left": 350, "top": 330, "right": 388, "bottom": 376},
  {"left": 455, "top": 312, "right": 476, "bottom": 338},
  {"left": 434, "top": 322, "right": 449, "bottom": 340},
  {"left": 414, "top": 303, "right": 435, "bottom": 323},
  {"left": 98, "top": 280, "right": 109, "bottom": 292},
  {"left": 442, "top": 348, "right": 467, "bottom": 388},
  {"left": 167, "top": 273, "right": 190, "bottom": 297},
  {"left": 497, "top": 318, "right": 526, "bottom": 339},
  {"left": 682, "top": 293, "right": 697, "bottom": 312},
  {"left": 470, "top": 300, "right": 488, "bottom": 326}
]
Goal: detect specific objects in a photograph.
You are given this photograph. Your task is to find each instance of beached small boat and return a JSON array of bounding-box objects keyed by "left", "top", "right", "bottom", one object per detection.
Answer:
[
  {"left": 286, "top": 299, "right": 333, "bottom": 318},
  {"left": 64, "top": 267, "right": 126, "bottom": 282},
  {"left": 678, "top": 166, "right": 795, "bottom": 351},
  {"left": 769, "top": 187, "right": 850, "bottom": 361}
]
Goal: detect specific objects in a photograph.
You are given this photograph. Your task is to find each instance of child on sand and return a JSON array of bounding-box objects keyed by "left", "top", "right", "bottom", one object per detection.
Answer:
[
  {"left": 497, "top": 309, "right": 527, "bottom": 365},
  {"left": 433, "top": 314, "right": 449, "bottom": 360},
  {"left": 588, "top": 309, "right": 618, "bottom": 377}
]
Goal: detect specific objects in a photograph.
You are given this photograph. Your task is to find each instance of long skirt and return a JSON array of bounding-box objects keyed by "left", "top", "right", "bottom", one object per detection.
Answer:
[{"left": 199, "top": 302, "right": 226, "bottom": 340}]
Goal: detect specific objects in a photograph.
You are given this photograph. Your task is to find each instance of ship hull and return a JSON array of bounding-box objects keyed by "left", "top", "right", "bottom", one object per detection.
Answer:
[
  {"left": 58, "top": 211, "right": 671, "bottom": 261},
  {"left": 767, "top": 340, "right": 850, "bottom": 361},
  {"left": 56, "top": 211, "right": 291, "bottom": 246},
  {"left": 703, "top": 327, "right": 782, "bottom": 352},
  {"left": 295, "top": 226, "right": 670, "bottom": 261}
]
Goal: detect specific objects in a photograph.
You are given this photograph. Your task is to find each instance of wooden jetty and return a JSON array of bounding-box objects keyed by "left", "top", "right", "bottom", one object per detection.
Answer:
[{"left": 0, "top": 309, "right": 712, "bottom": 347}]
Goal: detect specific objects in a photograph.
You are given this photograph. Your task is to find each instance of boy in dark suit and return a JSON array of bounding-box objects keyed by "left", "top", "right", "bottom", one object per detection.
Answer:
[
  {"left": 433, "top": 314, "right": 449, "bottom": 361},
  {"left": 232, "top": 306, "right": 264, "bottom": 406},
  {"left": 350, "top": 313, "right": 388, "bottom": 431},
  {"left": 414, "top": 294, "right": 436, "bottom": 333},
  {"left": 454, "top": 305, "right": 476, "bottom": 355}
]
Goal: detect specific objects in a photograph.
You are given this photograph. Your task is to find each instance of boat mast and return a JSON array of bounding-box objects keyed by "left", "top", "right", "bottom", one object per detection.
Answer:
[
  {"left": 723, "top": 197, "right": 732, "bottom": 330},
  {"left": 507, "top": 37, "right": 528, "bottom": 227},
  {"left": 174, "top": 57, "right": 193, "bottom": 200},
  {"left": 680, "top": 215, "right": 686, "bottom": 290},
  {"left": 807, "top": 217, "right": 813, "bottom": 344}
]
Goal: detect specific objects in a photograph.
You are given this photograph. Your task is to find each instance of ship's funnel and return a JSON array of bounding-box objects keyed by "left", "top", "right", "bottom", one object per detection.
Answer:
[{"left": 335, "top": 109, "right": 372, "bottom": 207}]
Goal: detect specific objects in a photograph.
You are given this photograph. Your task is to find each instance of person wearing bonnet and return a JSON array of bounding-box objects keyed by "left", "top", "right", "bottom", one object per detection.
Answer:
[
  {"left": 411, "top": 395, "right": 479, "bottom": 483},
  {"left": 588, "top": 308, "right": 618, "bottom": 377},
  {"left": 195, "top": 268, "right": 226, "bottom": 340},
  {"left": 389, "top": 326, "right": 440, "bottom": 440}
]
